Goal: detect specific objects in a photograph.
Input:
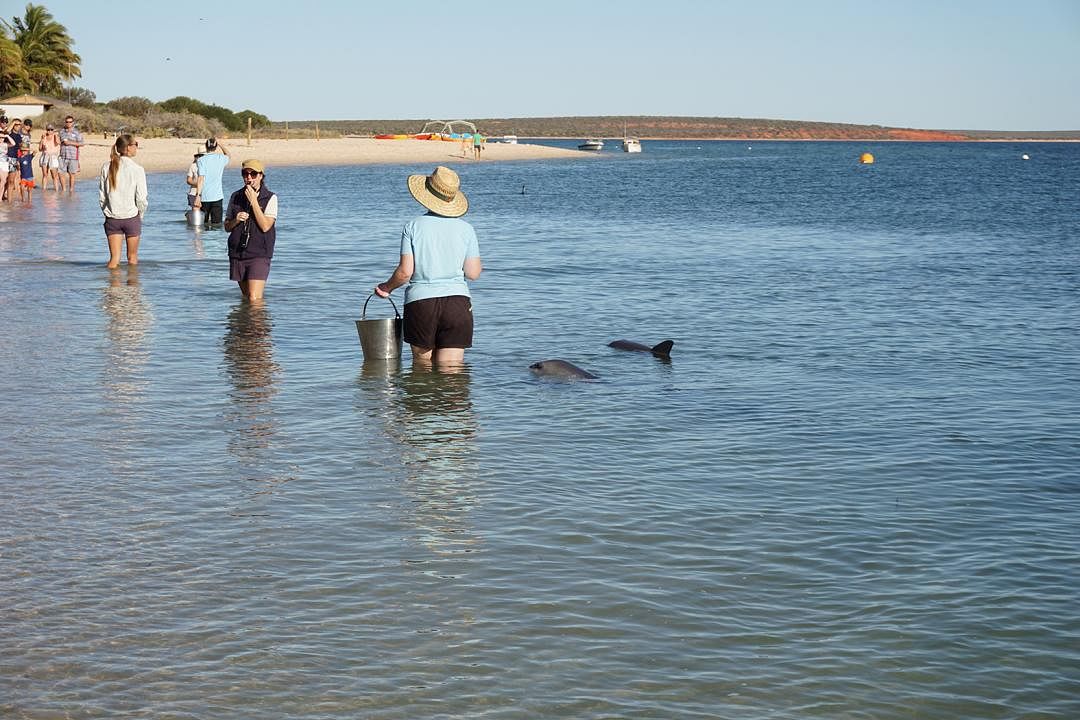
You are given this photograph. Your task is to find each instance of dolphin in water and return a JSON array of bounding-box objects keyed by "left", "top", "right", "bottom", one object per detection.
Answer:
[
  {"left": 608, "top": 339, "right": 674, "bottom": 358},
  {"left": 529, "top": 359, "right": 598, "bottom": 380}
]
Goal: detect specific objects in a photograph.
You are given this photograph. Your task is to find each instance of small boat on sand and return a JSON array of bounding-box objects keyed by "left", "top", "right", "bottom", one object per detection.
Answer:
[{"left": 578, "top": 138, "right": 604, "bottom": 151}]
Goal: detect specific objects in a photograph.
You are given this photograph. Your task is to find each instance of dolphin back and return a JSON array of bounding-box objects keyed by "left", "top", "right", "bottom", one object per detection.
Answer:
[
  {"left": 609, "top": 339, "right": 675, "bottom": 358},
  {"left": 650, "top": 340, "right": 674, "bottom": 357},
  {"left": 529, "top": 359, "right": 599, "bottom": 380}
]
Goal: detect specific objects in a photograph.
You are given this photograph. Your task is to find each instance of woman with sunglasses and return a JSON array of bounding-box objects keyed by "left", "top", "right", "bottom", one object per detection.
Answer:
[
  {"left": 98, "top": 134, "right": 148, "bottom": 268},
  {"left": 223, "top": 160, "right": 278, "bottom": 301},
  {"left": 38, "top": 123, "right": 61, "bottom": 190}
]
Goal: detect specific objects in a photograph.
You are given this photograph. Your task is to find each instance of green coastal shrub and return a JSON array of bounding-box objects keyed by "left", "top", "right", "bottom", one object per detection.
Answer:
[
  {"left": 37, "top": 103, "right": 224, "bottom": 138},
  {"left": 159, "top": 96, "right": 250, "bottom": 132},
  {"left": 142, "top": 110, "right": 222, "bottom": 138},
  {"left": 235, "top": 109, "right": 271, "bottom": 129},
  {"left": 106, "top": 96, "right": 155, "bottom": 117},
  {"left": 38, "top": 104, "right": 125, "bottom": 134},
  {"left": 61, "top": 86, "right": 96, "bottom": 107}
]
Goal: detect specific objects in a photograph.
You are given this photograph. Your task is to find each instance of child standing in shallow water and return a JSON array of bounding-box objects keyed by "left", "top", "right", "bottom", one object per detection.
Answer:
[{"left": 18, "top": 140, "right": 34, "bottom": 203}]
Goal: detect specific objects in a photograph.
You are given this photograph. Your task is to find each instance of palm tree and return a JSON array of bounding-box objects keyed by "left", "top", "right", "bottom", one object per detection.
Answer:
[
  {"left": 0, "top": 27, "right": 30, "bottom": 96},
  {"left": 4, "top": 4, "right": 81, "bottom": 95}
]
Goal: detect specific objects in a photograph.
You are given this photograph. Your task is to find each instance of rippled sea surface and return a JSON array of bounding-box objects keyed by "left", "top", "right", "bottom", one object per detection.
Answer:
[{"left": 2, "top": 141, "right": 1079, "bottom": 718}]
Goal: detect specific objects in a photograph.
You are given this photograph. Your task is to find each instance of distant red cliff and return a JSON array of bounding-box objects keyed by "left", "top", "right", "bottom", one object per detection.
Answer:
[
  {"left": 283, "top": 117, "right": 1075, "bottom": 141},
  {"left": 886, "top": 128, "right": 968, "bottom": 141}
]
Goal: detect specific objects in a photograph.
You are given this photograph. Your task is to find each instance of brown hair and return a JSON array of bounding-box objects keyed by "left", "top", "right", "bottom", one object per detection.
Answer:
[{"left": 108, "top": 134, "right": 135, "bottom": 190}]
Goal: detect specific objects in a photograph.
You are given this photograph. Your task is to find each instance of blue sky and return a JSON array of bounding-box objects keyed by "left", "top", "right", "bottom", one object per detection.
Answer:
[{"left": 23, "top": 0, "right": 1080, "bottom": 129}]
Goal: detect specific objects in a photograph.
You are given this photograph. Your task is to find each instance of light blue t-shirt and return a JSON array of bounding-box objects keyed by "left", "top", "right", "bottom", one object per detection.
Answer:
[
  {"left": 400, "top": 213, "right": 480, "bottom": 304},
  {"left": 196, "top": 152, "right": 230, "bottom": 202}
]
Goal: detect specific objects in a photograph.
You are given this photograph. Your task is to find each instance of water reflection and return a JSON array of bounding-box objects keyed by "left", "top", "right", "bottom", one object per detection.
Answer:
[
  {"left": 101, "top": 266, "right": 152, "bottom": 405},
  {"left": 221, "top": 302, "right": 284, "bottom": 498},
  {"left": 35, "top": 192, "right": 69, "bottom": 261},
  {"left": 367, "top": 363, "right": 481, "bottom": 555},
  {"left": 190, "top": 230, "right": 206, "bottom": 260}
]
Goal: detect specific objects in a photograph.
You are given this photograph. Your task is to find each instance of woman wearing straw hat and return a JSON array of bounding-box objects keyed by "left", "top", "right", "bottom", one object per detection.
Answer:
[{"left": 374, "top": 166, "right": 482, "bottom": 367}]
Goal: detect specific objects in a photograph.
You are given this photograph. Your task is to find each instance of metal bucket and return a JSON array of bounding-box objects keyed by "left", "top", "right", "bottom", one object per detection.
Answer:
[
  {"left": 186, "top": 208, "right": 204, "bottom": 227},
  {"left": 355, "top": 294, "right": 403, "bottom": 360}
]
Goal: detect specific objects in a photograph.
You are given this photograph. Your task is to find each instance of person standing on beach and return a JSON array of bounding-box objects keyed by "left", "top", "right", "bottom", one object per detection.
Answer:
[
  {"left": 38, "top": 123, "right": 61, "bottom": 190},
  {"left": 4, "top": 118, "right": 25, "bottom": 202},
  {"left": 374, "top": 166, "right": 482, "bottom": 368},
  {"left": 193, "top": 137, "right": 230, "bottom": 227},
  {"left": 58, "top": 115, "right": 84, "bottom": 192},
  {"left": 98, "top": 134, "right": 148, "bottom": 269},
  {"left": 472, "top": 132, "right": 484, "bottom": 160},
  {"left": 223, "top": 160, "right": 278, "bottom": 302},
  {"left": 1, "top": 117, "right": 10, "bottom": 200}
]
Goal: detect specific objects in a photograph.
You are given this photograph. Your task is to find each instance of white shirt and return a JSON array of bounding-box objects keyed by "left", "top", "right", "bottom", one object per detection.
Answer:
[
  {"left": 187, "top": 161, "right": 198, "bottom": 197},
  {"left": 98, "top": 156, "right": 148, "bottom": 219}
]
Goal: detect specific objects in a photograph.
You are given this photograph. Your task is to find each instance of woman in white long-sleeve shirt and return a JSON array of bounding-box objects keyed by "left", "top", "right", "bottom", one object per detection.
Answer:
[{"left": 98, "top": 134, "right": 148, "bottom": 268}]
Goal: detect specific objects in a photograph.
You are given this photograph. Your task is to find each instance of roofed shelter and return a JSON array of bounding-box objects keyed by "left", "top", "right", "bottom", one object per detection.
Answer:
[
  {"left": 418, "top": 120, "right": 478, "bottom": 136},
  {"left": 0, "top": 94, "right": 55, "bottom": 120}
]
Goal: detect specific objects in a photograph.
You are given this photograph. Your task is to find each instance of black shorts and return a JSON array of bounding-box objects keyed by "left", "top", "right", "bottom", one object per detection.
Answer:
[
  {"left": 202, "top": 199, "right": 223, "bottom": 225},
  {"left": 403, "top": 295, "right": 473, "bottom": 349}
]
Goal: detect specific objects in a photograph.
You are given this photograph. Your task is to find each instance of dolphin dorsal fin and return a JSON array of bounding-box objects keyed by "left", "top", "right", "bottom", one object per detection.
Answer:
[{"left": 651, "top": 340, "right": 674, "bottom": 357}]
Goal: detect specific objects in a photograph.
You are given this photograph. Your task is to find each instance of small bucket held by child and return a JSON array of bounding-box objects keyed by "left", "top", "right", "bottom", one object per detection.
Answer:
[
  {"left": 355, "top": 294, "right": 403, "bottom": 360},
  {"left": 186, "top": 208, "right": 204, "bottom": 227}
]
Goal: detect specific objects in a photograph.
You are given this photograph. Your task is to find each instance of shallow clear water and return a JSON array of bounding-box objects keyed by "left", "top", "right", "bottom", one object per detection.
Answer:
[{"left": 2, "top": 141, "right": 1079, "bottom": 718}]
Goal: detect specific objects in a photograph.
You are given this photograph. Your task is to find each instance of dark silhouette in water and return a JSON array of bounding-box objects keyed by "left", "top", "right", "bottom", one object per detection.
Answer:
[
  {"left": 529, "top": 359, "right": 598, "bottom": 380},
  {"left": 608, "top": 339, "right": 674, "bottom": 358}
]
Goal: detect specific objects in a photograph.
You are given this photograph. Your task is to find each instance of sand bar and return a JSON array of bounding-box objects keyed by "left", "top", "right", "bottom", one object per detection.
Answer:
[{"left": 69, "top": 136, "right": 588, "bottom": 183}]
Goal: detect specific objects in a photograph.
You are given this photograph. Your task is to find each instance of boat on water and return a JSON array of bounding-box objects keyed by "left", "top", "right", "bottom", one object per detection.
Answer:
[
  {"left": 578, "top": 138, "right": 604, "bottom": 151},
  {"left": 494, "top": 135, "right": 518, "bottom": 144},
  {"left": 620, "top": 121, "right": 642, "bottom": 153}
]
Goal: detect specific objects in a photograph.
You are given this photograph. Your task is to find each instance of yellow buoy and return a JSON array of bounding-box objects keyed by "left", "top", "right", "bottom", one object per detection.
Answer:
[{"left": 860, "top": 152, "right": 875, "bottom": 165}]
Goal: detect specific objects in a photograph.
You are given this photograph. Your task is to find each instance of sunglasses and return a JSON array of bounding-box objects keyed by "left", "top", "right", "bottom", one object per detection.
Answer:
[{"left": 241, "top": 169, "right": 261, "bottom": 177}]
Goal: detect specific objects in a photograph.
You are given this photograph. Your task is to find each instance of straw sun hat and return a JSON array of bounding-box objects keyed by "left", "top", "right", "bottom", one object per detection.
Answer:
[{"left": 407, "top": 166, "right": 468, "bottom": 217}]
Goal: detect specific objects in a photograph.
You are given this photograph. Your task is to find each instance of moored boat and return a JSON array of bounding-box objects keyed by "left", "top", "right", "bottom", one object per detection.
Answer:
[{"left": 578, "top": 138, "right": 604, "bottom": 151}]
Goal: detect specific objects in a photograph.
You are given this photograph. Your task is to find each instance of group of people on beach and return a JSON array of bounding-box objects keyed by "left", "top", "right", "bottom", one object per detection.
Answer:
[
  {"left": 96, "top": 132, "right": 482, "bottom": 367},
  {"left": 1, "top": 113, "right": 84, "bottom": 201}
]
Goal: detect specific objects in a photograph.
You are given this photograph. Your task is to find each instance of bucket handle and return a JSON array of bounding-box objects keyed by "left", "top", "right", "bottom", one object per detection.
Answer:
[{"left": 361, "top": 293, "right": 401, "bottom": 320}]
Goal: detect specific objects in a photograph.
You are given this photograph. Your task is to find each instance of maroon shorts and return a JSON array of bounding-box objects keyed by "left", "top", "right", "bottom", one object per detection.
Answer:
[
  {"left": 229, "top": 256, "right": 272, "bottom": 282},
  {"left": 103, "top": 216, "right": 142, "bottom": 238},
  {"left": 403, "top": 295, "right": 473, "bottom": 349}
]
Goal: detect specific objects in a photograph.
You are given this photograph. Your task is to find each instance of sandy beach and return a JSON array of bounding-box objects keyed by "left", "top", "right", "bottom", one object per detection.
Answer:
[{"left": 67, "top": 136, "right": 586, "bottom": 183}]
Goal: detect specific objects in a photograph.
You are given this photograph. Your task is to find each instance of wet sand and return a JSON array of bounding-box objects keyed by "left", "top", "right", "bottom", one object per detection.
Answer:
[{"left": 68, "top": 136, "right": 587, "bottom": 183}]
